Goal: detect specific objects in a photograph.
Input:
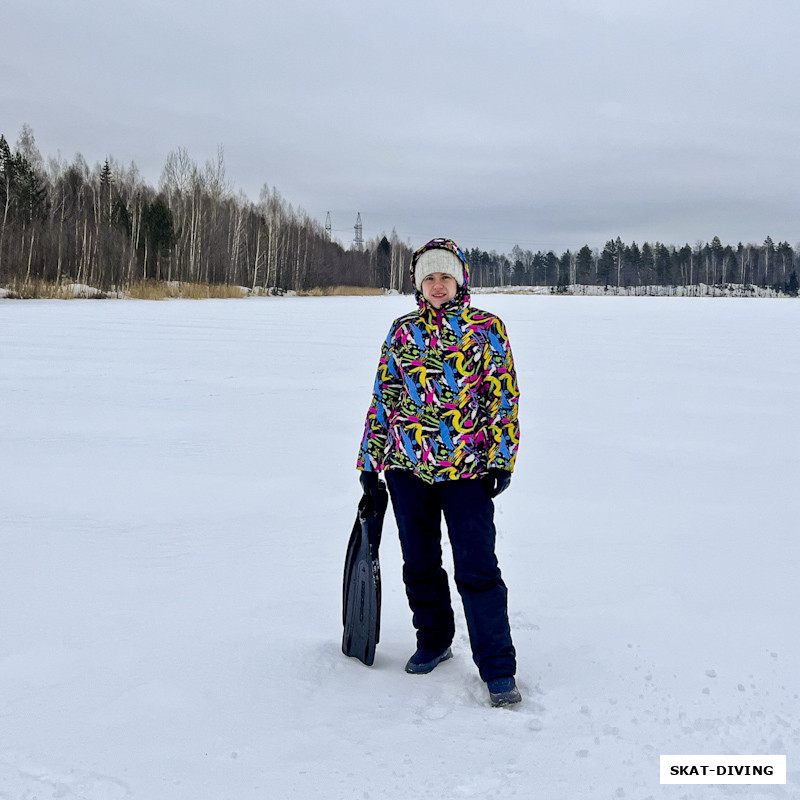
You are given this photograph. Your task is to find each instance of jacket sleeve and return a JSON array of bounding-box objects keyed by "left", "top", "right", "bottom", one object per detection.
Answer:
[
  {"left": 480, "top": 317, "right": 520, "bottom": 472},
  {"left": 357, "top": 325, "right": 403, "bottom": 472}
]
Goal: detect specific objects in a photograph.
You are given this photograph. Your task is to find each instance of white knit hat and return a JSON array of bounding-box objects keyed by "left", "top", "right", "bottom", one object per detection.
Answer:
[{"left": 414, "top": 248, "right": 465, "bottom": 291}]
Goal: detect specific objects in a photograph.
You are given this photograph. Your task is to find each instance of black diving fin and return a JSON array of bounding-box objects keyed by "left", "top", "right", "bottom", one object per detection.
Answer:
[{"left": 342, "top": 480, "right": 388, "bottom": 666}]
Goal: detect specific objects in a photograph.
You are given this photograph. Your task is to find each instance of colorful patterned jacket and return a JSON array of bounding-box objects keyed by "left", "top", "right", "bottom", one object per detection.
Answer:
[{"left": 357, "top": 238, "right": 520, "bottom": 483}]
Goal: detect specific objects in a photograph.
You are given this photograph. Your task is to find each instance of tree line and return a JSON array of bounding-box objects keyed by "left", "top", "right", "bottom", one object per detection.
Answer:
[
  {"left": 1, "top": 126, "right": 797, "bottom": 296},
  {"left": 0, "top": 127, "right": 414, "bottom": 294},
  {"left": 467, "top": 239, "right": 798, "bottom": 295}
]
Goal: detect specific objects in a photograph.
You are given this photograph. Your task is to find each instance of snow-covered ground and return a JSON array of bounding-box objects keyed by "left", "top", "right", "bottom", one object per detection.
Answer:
[{"left": 1, "top": 295, "right": 798, "bottom": 799}]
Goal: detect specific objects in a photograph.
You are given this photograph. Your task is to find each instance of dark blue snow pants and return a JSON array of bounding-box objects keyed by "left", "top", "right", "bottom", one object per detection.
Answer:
[{"left": 385, "top": 469, "right": 516, "bottom": 682}]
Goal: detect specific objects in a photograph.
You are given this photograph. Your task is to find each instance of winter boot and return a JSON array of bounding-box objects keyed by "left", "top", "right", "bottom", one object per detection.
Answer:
[
  {"left": 487, "top": 676, "right": 522, "bottom": 707},
  {"left": 404, "top": 647, "right": 453, "bottom": 675}
]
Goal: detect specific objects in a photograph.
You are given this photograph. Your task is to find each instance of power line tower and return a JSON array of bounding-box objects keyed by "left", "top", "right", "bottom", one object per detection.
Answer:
[
  {"left": 353, "top": 212, "right": 363, "bottom": 250},
  {"left": 325, "top": 211, "right": 331, "bottom": 240}
]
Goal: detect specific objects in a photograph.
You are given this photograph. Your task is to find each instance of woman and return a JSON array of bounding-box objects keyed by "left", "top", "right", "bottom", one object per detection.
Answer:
[{"left": 357, "top": 237, "right": 521, "bottom": 707}]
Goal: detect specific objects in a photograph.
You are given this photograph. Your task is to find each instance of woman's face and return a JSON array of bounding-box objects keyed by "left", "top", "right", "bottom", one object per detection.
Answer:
[{"left": 421, "top": 272, "right": 458, "bottom": 308}]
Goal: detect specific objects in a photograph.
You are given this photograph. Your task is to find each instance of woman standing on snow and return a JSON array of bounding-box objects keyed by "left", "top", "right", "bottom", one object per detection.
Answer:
[{"left": 357, "top": 237, "right": 521, "bottom": 707}]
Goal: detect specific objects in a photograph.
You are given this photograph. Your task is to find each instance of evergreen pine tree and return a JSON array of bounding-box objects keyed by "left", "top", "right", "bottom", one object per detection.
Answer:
[
  {"left": 626, "top": 242, "right": 642, "bottom": 286},
  {"left": 641, "top": 242, "right": 654, "bottom": 285},
  {"left": 598, "top": 240, "right": 617, "bottom": 286},
  {"left": 576, "top": 245, "right": 593, "bottom": 284},
  {"left": 100, "top": 159, "right": 113, "bottom": 221},
  {"left": 375, "top": 235, "right": 391, "bottom": 288},
  {"left": 654, "top": 243, "right": 672, "bottom": 284}
]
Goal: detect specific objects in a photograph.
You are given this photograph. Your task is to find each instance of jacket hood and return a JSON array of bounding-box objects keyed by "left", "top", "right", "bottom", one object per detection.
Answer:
[{"left": 410, "top": 238, "right": 470, "bottom": 310}]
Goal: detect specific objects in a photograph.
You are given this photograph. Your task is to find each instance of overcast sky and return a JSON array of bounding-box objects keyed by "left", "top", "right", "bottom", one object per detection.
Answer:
[{"left": 3, "top": 0, "right": 799, "bottom": 253}]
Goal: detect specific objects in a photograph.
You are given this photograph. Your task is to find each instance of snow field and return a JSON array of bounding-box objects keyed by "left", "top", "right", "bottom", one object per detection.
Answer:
[{"left": 0, "top": 295, "right": 798, "bottom": 799}]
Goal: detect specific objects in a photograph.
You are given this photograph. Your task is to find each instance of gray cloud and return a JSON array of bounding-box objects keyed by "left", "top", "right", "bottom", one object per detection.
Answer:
[{"left": 3, "top": 0, "right": 798, "bottom": 252}]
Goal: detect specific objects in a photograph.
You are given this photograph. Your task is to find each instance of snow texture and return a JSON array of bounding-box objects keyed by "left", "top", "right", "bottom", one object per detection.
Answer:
[{"left": 1, "top": 296, "right": 798, "bottom": 799}]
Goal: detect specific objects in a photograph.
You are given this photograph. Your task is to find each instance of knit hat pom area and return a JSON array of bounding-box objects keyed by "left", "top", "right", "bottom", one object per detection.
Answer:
[{"left": 414, "top": 248, "right": 465, "bottom": 291}]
